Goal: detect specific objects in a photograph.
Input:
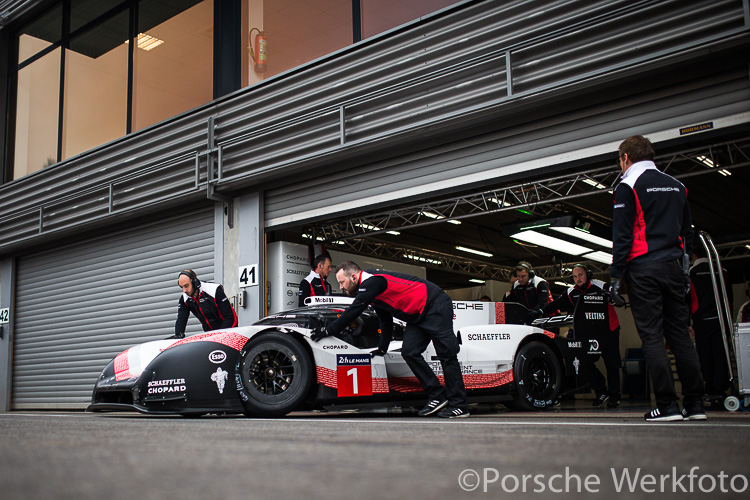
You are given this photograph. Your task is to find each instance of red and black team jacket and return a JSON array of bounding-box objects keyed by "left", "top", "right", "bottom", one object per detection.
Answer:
[
  {"left": 175, "top": 282, "right": 238, "bottom": 336},
  {"left": 327, "top": 270, "right": 447, "bottom": 349},
  {"left": 610, "top": 161, "right": 693, "bottom": 279},
  {"left": 541, "top": 279, "right": 620, "bottom": 335},
  {"left": 298, "top": 270, "right": 332, "bottom": 307},
  {"left": 503, "top": 276, "right": 554, "bottom": 311},
  {"left": 689, "top": 258, "right": 732, "bottom": 321}
]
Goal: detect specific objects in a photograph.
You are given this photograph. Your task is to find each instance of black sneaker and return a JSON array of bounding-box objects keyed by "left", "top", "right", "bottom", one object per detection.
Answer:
[
  {"left": 681, "top": 402, "right": 707, "bottom": 421},
  {"left": 418, "top": 399, "right": 447, "bottom": 416},
  {"left": 437, "top": 407, "right": 470, "bottom": 419},
  {"left": 644, "top": 402, "right": 683, "bottom": 422},
  {"left": 592, "top": 394, "right": 609, "bottom": 408},
  {"left": 607, "top": 398, "right": 621, "bottom": 409}
]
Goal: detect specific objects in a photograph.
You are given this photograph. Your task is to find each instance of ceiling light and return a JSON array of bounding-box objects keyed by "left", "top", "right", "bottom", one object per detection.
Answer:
[
  {"left": 355, "top": 222, "right": 381, "bottom": 231},
  {"left": 550, "top": 227, "right": 612, "bottom": 248},
  {"left": 697, "top": 155, "right": 715, "bottom": 168},
  {"left": 582, "top": 251, "right": 613, "bottom": 264},
  {"left": 126, "top": 33, "right": 164, "bottom": 51},
  {"left": 455, "top": 246, "right": 493, "bottom": 258},
  {"left": 489, "top": 197, "right": 511, "bottom": 207},
  {"left": 583, "top": 178, "right": 607, "bottom": 189},
  {"left": 405, "top": 254, "right": 443, "bottom": 265},
  {"left": 718, "top": 169, "right": 731, "bottom": 176},
  {"left": 421, "top": 211, "right": 461, "bottom": 224},
  {"left": 511, "top": 230, "right": 593, "bottom": 255},
  {"left": 554, "top": 281, "right": 569, "bottom": 287},
  {"left": 469, "top": 279, "right": 485, "bottom": 284},
  {"left": 386, "top": 230, "right": 401, "bottom": 236}
]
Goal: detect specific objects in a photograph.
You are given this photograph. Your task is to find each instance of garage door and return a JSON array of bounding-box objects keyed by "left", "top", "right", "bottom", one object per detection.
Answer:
[{"left": 11, "top": 208, "right": 215, "bottom": 409}]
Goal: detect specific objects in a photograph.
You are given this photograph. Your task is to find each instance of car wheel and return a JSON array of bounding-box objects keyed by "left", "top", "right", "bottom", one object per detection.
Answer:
[
  {"left": 510, "top": 341, "right": 562, "bottom": 411},
  {"left": 235, "top": 332, "right": 313, "bottom": 417}
]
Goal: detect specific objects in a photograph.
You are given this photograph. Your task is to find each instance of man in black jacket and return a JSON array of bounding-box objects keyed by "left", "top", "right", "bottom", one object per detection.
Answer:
[
  {"left": 298, "top": 253, "right": 333, "bottom": 307},
  {"left": 503, "top": 261, "right": 553, "bottom": 311},
  {"left": 311, "top": 261, "right": 469, "bottom": 418},
  {"left": 610, "top": 135, "right": 704, "bottom": 422},
  {"left": 175, "top": 269, "right": 238, "bottom": 338},
  {"left": 531, "top": 264, "right": 622, "bottom": 408}
]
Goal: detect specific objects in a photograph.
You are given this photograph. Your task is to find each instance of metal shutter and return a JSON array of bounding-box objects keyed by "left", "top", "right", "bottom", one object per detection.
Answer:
[{"left": 11, "top": 208, "right": 215, "bottom": 409}]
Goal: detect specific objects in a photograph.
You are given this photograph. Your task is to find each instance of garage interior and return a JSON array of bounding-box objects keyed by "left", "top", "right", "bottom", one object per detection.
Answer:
[{"left": 268, "top": 127, "right": 750, "bottom": 301}]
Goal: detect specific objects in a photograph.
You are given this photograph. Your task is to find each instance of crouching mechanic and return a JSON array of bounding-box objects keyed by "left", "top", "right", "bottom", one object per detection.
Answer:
[
  {"left": 529, "top": 264, "right": 622, "bottom": 408},
  {"left": 311, "top": 261, "right": 469, "bottom": 418},
  {"left": 175, "top": 269, "right": 238, "bottom": 338}
]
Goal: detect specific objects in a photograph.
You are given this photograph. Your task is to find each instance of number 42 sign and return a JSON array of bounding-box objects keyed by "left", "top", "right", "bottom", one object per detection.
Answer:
[{"left": 238, "top": 264, "right": 258, "bottom": 288}]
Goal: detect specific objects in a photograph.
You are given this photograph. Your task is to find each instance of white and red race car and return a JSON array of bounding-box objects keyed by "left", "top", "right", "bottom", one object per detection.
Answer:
[{"left": 88, "top": 297, "right": 591, "bottom": 417}]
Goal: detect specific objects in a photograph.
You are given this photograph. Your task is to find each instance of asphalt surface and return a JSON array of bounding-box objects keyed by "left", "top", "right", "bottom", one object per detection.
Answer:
[{"left": 1, "top": 401, "right": 749, "bottom": 500}]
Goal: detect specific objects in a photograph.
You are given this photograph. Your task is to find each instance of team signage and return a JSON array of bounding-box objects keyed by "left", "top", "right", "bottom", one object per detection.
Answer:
[{"left": 336, "top": 354, "right": 372, "bottom": 397}]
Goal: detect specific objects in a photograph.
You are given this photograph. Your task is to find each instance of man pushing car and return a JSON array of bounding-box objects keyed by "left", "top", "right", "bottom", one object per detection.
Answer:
[{"left": 310, "top": 260, "right": 469, "bottom": 418}]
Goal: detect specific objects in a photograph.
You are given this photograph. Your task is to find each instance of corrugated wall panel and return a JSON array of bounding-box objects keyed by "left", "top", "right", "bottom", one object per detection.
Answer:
[{"left": 11, "top": 208, "right": 215, "bottom": 409}]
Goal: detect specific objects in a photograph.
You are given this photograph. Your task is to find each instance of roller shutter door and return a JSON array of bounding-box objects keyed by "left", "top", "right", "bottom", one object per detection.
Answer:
[{"left": 11, "top": 208, "right": 215, "bottom": 409}]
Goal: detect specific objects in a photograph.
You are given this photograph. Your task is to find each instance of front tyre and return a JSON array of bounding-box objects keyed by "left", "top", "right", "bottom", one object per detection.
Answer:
[
  {"left": 509, "top": 341, "right": 562, "bottom": 411},
  {"left": 235, "top": 332, "right": 313, "bottom": 417}
]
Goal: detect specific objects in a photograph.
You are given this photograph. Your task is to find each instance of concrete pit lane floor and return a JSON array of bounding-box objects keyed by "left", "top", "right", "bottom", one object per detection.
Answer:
[{"left": 1, "top": 398, "right": 748, "bottom": 500}]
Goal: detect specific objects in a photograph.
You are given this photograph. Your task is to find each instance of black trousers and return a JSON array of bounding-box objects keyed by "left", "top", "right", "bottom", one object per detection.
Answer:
[
  {"left": 587, "top": 329, "right": 622, "bottom": 397},
  {"left": 625, "top": 260, "right": 704, "bottom": 407},
  {"left": 693, "top": 317, "right": 731, "bottom": 394},
  {"left": 401, "top": 294, "right": 467, "bottom": 409}
]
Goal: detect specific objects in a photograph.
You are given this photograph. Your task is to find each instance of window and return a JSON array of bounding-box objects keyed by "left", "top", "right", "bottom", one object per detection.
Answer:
[{"left": 361, "top": 0, "right": 461, "bottom": 39}]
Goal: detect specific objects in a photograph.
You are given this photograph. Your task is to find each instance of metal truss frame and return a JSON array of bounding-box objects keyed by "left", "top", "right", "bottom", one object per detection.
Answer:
[{"left": 310, "top": 139, "right": 750, "bottom": 280}]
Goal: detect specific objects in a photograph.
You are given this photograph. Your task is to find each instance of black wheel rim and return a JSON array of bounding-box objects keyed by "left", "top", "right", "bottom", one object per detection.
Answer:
[
  {"left": 525, "top": 356, "right": 553, "bottom": 396},
  {"left": 246, "top": 348, "right": 296, "bottom": 396}
]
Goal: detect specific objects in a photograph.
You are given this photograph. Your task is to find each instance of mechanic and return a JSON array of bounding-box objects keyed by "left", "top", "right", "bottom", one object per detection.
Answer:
[
  {"left": 298, "top": 252, "right": 333, "bottom": 307},
  {"left": 503, "top": 261, "right": 553, "bottom": 311},
  {"left": 311, "top": 260, "right": 469, "bottom": 418},
  {"left": 174, "top": 269, "right": 237, "bottom": 338},
  {"left": 609, "top": 135, "right": 705, "bottom": 422},
  {"left": 689, "top": 247, "right": 733, "bottom": 399},
  {"left": 738, "top": 283, "right": 750, "bottom": 324},
  {"left": 529, "top": 264, "right": 622, "bottom": 408}
]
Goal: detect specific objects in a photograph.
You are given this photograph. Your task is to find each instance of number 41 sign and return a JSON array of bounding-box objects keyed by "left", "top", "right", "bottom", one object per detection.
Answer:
[{"left": 238, "top": 264, "right": 258, "bottom": 288}]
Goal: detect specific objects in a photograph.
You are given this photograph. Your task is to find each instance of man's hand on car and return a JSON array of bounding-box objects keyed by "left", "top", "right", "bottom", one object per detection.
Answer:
[
  {"left": 310, "top": 326, "right": 330, "bottom": 342},
  {"left": 526, "top": 308, "right": 544, "bottom": 324},
  {"left": 370, "top": 348, "right": 386, "bottom": 356}
]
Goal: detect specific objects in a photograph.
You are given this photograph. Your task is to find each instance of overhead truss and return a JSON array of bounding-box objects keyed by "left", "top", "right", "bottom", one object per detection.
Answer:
[{"left": 309, "top": 139, "right": 750, "bottom": 280}]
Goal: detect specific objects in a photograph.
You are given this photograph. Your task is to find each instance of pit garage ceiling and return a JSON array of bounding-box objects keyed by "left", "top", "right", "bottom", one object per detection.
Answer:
[{"left": 271, "top": 128, "right": 750, "bottom": 290}]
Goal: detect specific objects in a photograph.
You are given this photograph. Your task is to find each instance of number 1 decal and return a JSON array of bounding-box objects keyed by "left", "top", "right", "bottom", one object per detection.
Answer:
[{"left": 336, "top": 354, "right": 372, "bottom": 397}]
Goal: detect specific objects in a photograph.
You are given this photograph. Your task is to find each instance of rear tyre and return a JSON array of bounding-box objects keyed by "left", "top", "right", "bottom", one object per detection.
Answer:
[
  {"left": 235, "top": 332, "right": 313, "bottom": 417},
  {"left": 509, "top": 341, "right": 562, "bottom": 411}
]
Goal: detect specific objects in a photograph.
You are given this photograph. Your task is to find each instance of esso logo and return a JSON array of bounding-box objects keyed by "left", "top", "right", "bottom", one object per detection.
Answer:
[{"left": 209, "top": 350, "right": 227, "bottom": 364}]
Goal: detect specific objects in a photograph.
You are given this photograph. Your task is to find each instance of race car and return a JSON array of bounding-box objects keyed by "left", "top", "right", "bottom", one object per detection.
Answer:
[{"left": 87, "top": 297, "right": 593, "bottom": 417}]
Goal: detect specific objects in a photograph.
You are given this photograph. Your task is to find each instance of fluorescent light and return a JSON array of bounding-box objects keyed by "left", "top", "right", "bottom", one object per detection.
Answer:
[
  {"left": 554, "top": 281, "right": 569, "bottom": 287},
  {"left": 583, "top": 178, "right": 607, "bottom": 189},
  {"left": 582, "top": 251, "right": 613, "bottom": 264},
  {"left": 126, "top": 33, "right": 164, "bottom": 51},
  {"left": 520, "top": 223, "right": 551, "bottom": 231},
  {"left": 405, "top": 254, "right": 443, "bottom": 265},
  {"left": 469, "top": 279, "right": 486, "bottom": 284},
  {"left": 550, "top": 227, "right": 613, "bottom": 248},
  {"left": 421, "top": 211, "right": 461, "bottom": 225},
  {"left": 697, "top": 155, "right": 715, "bottom": 168},
  {"left": 386, "top": 230, "right": 401, "bottom": 236},
  {"left": 489, "top": 197, "right": 511, "bottom": 207},
  {"left": 511, "top": 230, "right": 593, "bottom": 255},
  {"left": 455, "top": 246, "right": 493, "bottom": 258},
  {"left": 355, "top": 223, "right": 381, "bottom": 231},
  {"left": 718, "top": 169, "right": 731, "bottom": 176}
]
